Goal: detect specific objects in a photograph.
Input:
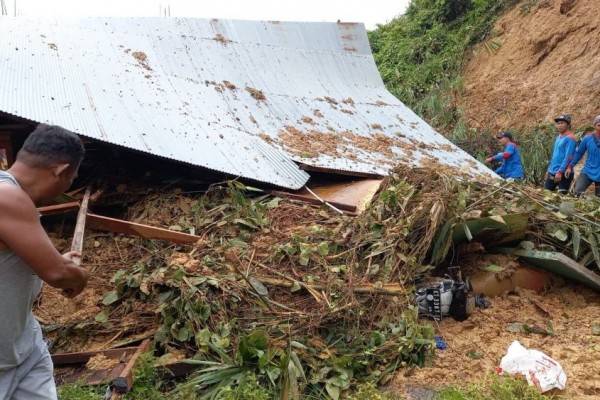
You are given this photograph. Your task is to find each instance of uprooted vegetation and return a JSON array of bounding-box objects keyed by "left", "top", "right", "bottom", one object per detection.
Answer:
[{"left": 39, "top": 167, "right": 600, "bottom": 398}]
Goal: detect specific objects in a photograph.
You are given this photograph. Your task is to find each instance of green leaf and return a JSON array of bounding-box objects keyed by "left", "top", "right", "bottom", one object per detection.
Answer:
[
  {"left": 466, "top": 350, "right": 483, "bottom": 359},
  {"left": 102, "top": 290, "right": 119, "bottom": 305},
  {"left": 482, "top": 264, "right": 504, "bottom": 273},
  {"left": 249, "top": 277, "right": 269, "bottom": 297},
  {"left": 95, "top": 310, "right": 109, "bottom": 323},
  {"left": 290, "top": 341, "right": 308, "bottom": 350},
  {"left": 520, "top": 241, "right": 535, "bottom": 250},
  {"left": 195, "top": 328, "right": 211, "bottom": 347},
  {"left": 317, "top": 241, "right": 330, "bottom": 256},
  {"left": 325, "top": 383, "right": 340, "bottom": 400},
  {"left": 463, "top": 224, "right": 473, "bottom": 242},
  {"left": 588, "top": 233, "right": 600, "bottom": 268},
  {"left": 550, "top": 228, "right": 568, "bottom": 242},
  {"left": 430, "top": 221, "right": 454, "bottom": 265},
  {"left": 176, "top": 326, "right": 191, "bottom": 342},
  {"left": 233, "top": 218, "right": 258, "bottom": 230},
  {"left": 290, "top": 281, "right": 301, "bottom": 293},
  {"left": 289, "top": 350, "right": 306, "bottom": 381},
  {"left": 573, "top": 226, "right": 581, "bottom": 258},
  {"left": 266, "top": 197, "right": 281, "bottom": 209},
  {"left": 506, "top": 322, "right": 525, "bottom": 333},
  {"left": 299, "top": 253, "right": 310, "bottom": 266},
  {"left": 238, "top": 330, "right": 268, "bottom": 362},
  {"left": 488, "top": 215, "right": 506, "bottom": 224}
]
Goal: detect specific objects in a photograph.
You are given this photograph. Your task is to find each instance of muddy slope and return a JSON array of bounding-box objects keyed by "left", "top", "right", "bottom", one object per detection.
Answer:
[{"left": 461, "top": 0, "right": 600, "bottom": 131}]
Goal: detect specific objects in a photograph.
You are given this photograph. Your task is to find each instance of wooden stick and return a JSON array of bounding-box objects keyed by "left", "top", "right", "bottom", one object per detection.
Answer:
[
  {"left": 305, "top": 186, "right": 345, "bottom": 215},
  {"left": 71, "top": 188, "right": 91, "bottom": 265},
  {"left": 87, "top": 213, "right": 201, "bottom": 244},
  {"left": 111, "top": 339, "right": 151, "bottom": 394},
  {"left": 38, "top": 201, "right": 80, "bottom": 216},
  {"left": 270, "top": 190, "right": 357, "bottom": 212},
  {"left": 256, "top": 276, "right": 406, "bottom": 296}
]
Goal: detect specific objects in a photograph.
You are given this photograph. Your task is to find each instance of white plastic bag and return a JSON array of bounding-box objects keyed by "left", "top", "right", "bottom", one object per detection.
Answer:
[{"left": 499, "top": 341, "right": 567, "bottom": 392}]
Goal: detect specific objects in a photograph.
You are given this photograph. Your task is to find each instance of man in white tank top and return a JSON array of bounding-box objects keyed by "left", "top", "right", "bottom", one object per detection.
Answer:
[{"left": 0, "top": 124, "right": 89, "bottom": 399}]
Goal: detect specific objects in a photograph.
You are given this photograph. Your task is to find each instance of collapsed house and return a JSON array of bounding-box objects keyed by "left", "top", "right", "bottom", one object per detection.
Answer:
[
  {"left": 1, "top": 17, "right": 600, "bottom": 399},
  {"left": 0, "top": 16, "right": 495, "bottom": 190}
]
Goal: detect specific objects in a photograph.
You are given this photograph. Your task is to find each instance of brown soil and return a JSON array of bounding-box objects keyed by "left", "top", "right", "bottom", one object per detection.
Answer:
[
  {"left": 85, "top": 354, "right": 120, "bottom": 370},
  {"left": 393, "top": 285, "right": 600, "bottom": 399},
  {"left": 131, "top": 51, "right": 152, "bottom": 71},
  {"left": 35, "top": 233, "right": 159, "bottom": 352},
  {"left": 213, "top": 33, "right": 232, "bottom": 45},
  {"left": 277, "top": 125, "right": 433, "bottom": 162},
  {"left": 246, "top": 87, "right": 266, "bottom": 101},
  {"left": 222, "top": 80, "right": 237, "bottom": 90},
  {"left": 461, "top": 0, "right": 600, "bottom": 131}
]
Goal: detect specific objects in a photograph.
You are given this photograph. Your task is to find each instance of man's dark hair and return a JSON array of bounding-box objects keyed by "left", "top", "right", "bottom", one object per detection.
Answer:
[{"left": 18, "top": 124, "right": 85, "bottom": 167}]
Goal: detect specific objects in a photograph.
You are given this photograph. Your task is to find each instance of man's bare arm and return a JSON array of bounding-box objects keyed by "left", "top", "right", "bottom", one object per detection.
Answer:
[{"left": 0, "top": 185, "right": 88, "bottom": 297}]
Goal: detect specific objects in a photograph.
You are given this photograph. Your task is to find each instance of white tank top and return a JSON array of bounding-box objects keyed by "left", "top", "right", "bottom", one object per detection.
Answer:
[{"left": 0, "top": 170, "right": 44, "bottom": 370}]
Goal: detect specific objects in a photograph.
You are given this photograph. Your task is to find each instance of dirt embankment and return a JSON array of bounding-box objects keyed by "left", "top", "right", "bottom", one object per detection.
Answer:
[
  {"left": 394, "top": 284, "right": 600, "bottom": 399},
  {"left": 461, "top": 0, "right": 600, "bottom": 131}
]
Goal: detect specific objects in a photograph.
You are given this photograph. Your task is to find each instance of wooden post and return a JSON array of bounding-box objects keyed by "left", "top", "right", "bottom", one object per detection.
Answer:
[
  {"left": 111, "top": 339, "right": 151, "bottom": 394},
  {"left": 70, "top": 188, "right": 91, "bottom": 265},
  {"left": 86, "top": 213, "right": 201, "bottom": 244}
]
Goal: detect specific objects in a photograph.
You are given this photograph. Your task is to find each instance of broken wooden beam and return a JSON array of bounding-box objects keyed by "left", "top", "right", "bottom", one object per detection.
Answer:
[
  {"left": 52, "top": 347, "right": 139, "bottom": 367},
  {"left": 87, "top": 213, "right": 201, "bottom": 244},
  {"left": 271, "top": 190, "right": 357, "bottom": 212},
  {"left": 38, "top": 201, "right": 80, "bottom": 216},
  {"left": 112, "top": 339, "right": 151, "bottom": 394},
  {"left": 256, "top": 276, "right": 406, "bottom": 296},
  {"left": 70, "top": 188, "right": 91, "bottom": 265}
]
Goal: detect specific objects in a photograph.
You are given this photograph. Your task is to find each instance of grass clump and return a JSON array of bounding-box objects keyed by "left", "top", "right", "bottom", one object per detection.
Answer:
[
  {"left": 437, "top": 375, "right": 559, "bottom": 400},
  {"left": 58, "top": 383, "right": 103, "bottom": 400}
]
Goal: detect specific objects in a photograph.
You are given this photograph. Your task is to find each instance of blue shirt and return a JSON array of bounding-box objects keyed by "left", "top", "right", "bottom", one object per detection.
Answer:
[
  {"left": 570, "top": 133, "right": 600, "bottom": 182},
  {"left": 547, "top": 132, "right": 577, "bottom": 174},
  {"left": 493, "top": 142, "right": 525, "bottom": 179}
]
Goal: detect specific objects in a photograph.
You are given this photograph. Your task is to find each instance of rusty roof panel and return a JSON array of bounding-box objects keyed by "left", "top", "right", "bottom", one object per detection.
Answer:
[{"left": 0, "top": 17, "right": 495, "bottom": 187}]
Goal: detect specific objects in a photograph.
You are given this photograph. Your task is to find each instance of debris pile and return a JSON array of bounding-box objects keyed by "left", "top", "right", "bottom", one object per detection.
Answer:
[{"left": 36, "top": 166, "right": 600, "bottom": 398}]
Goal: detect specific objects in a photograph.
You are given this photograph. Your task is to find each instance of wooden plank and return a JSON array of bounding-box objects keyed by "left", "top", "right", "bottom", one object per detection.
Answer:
[
  {"left": 257, "top": 276, "right": 406, "bottom": 296},
  {"left": 112, "top": 339, "right": 151, "bottom": 394},
  {"left": 70, "top": 188, "right": 91, "bottom": 265},
  {"left": 272, "top": 179, "right": 383, "bottom": 214},
  {"left": 38, "top": 201, "right": 80, "bottom": 216},
  {"left": 52, "top": 347, "right": 138, "bottom": 367},
  {"left": 87, "top": 213, "right": 201, "bottom": 244},
  {"left": 271, "top": 190, "right": 357, "bottom": 212}
]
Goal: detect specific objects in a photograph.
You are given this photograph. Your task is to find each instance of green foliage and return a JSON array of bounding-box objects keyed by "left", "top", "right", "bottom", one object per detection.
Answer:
[
  {"left": 346, "top": 382, "right": 401, "bottom": 400},
  {"left": 124, "top": 353, "right": 164, "bottom": 400},
  {"left": 369, "top": 0, "right": 516, "bottom": 132},
  {"left": 58, "top": 383, "right": 103, "bottom": 400},
  {"left": 219, "top": 373, "right": 273, "bottom": 400},
  {"left": 436, "top": 375, "right": 557, "bottom": 400},
  {"left": 369, "top": 0, "right": 567, "bottom": 184}
]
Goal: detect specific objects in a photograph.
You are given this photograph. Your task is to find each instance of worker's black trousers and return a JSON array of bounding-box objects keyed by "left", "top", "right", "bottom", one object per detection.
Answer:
[{"left": 544, "top": 173, "right": 573, "bottom": 194}]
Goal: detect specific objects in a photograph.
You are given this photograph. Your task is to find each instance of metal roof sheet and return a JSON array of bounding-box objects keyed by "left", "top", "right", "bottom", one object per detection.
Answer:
[{"left": 0, "top": 17, "right": 496, "bottom": 188}]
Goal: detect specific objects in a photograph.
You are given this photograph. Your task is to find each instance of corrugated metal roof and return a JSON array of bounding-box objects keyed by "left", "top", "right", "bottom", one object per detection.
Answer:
[{"left": 0, "top": 17, "right": 496, "bottom": 188}]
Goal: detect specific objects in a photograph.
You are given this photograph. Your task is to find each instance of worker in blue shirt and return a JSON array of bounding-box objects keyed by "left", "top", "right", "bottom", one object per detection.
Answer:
[
  {"left": 485, "top": 131, "right": 525, "bottom": 179},
  {"left": 566, "top": 115, "right": 600, "bottom": 197},
  {"left": 544, "top": 114, "right": 577, "bottom": 194}
]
